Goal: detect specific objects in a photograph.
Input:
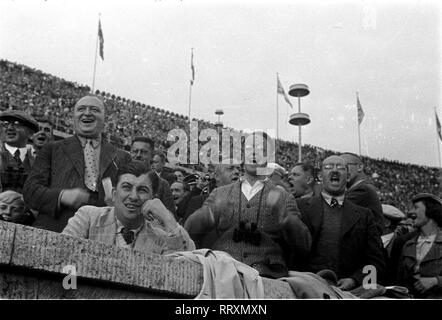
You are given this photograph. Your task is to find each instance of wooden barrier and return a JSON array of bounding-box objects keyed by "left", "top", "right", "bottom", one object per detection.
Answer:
[{"left": 0, "top": 221, "right": 296, "bottom": 299}]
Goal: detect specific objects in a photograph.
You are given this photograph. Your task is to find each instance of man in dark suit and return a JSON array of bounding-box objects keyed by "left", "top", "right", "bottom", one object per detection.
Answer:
[
  {"left": 297, "top": 155, "right": 386, "bottom": 290},
  {"left": 340, "top": 152, "right": 384, "bottom": 235},
  {"left": 0, "top": 110, "right": 39, "bottom": 193},
  {"left": 23, "top": 95, "right": 131, "bottom": 232},
  {"left": 130, "top": 136, "right": 175, "bottom": 214},
  {"left": 152, "top": 152, "right": 176, "bottom": 185}
]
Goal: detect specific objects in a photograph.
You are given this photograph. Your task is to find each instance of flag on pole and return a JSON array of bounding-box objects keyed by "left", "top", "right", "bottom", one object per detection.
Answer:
[
  {"left": 277, "top": 74, "right": 293, "bottom": 108},
  {"left": 357, "top": 94, "right": 364, "bottom": 125},
  {"left": 98, "top": 19, "right": 104, "bottom": 60},
  {"left": 436, "top": 111, "right": 442, "bottom": 141},
  {"left": 190, "top": 48, "right": 195, "bottom": 86}
]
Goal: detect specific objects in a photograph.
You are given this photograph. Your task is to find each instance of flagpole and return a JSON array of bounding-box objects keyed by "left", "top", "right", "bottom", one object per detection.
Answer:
[
  {"left": 276, "top": 73, "right": 279, "bottom": 140},
  {"left": 188, "top": 48, "right": 193, "bottom": 127},
  {"left": 188, "top": 81, "right": 192, "bottom": 126},
  {"left": 435, "top": 107, "right": 441, "bottom": 168},
  {"left": 437, "top": 128, "right": 441, "bottom": 168},
  {"left": 357, "top": 91, "right": 362, "bottom": 156},
  {"left": 91, "top": 13, "right": 100, "bottom": 93}
]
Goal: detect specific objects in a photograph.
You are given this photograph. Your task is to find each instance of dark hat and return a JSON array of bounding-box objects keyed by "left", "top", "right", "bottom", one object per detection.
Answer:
[
  {"left": 183, "top": 174, "right": 200, "bottom": 186},
  {"left": 412, "top": 193, "right": 442, "bottom": 206},
  {"left": 0, "top": 110, "right": 39, "bottom": 133}
]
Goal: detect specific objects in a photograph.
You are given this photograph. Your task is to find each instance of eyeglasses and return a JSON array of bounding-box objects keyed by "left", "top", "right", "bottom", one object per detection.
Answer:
[
  {"left": 2, "top": 120, "right": 25, "bottom": 128},
  {"left": 323, "top": 163, "right": 347, "bottom": 171},
  {"left": 346, "top": 163, "right": 359, "bottom": 166}
]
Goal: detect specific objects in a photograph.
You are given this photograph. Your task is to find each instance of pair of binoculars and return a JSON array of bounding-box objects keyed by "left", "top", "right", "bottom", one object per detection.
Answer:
[{"left": 232, "top": 220, "right": 262, "bottom": 246}]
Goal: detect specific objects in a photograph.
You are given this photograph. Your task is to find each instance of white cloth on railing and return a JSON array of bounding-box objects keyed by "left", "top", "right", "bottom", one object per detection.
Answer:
[
  {"left": 167, "top": 249, "right": 265, "bottom": 299},
  {"left": 281, "top": 270, "right": 358, "bottom": 299}
]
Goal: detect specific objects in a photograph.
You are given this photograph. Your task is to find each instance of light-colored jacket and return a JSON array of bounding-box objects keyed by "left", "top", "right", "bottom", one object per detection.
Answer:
[{"left": 62, "top": 205, "right": 195, "bottom": 254}]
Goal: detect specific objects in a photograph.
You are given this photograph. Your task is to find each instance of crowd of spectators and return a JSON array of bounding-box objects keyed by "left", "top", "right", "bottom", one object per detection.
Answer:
[{"left": 0, "top": 59, "right": 440, "bottom": 212}]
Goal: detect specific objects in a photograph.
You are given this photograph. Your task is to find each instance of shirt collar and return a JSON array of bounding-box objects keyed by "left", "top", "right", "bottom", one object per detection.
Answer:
[
  {"left": 77, "top": 135, "right": 101, "bottom": 149},
  {"left": 115, "top": 217, "right": 144, "bottom": 235},
  {"left": 299, "top": 191, "right": 314, "bottom": 199},
  {"left": 241, "top": 175, "right": 268, "bottom": 187},
  {"left": 321, "top": 191, "right": 345, "bottom": 206},
  {"left": 417, "top": 233, "right": 437, "bottom": 243},
  {"left": 4, "top": 143, "right": 28, "bottom": 158}
]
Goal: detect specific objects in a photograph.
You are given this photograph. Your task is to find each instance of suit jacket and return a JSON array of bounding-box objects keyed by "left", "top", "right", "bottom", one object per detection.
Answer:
[
  {"left": 297, "top": 195, "right": 386, "bottom": 285},
  {"left": 185, "top": 179, "right": 312, "bottom": 278},
  {"left": 176, "top": 193, "right": 207, "bottom": 225},
  {"left": 397, "top": 229, "right": 442, "bottom": 298},
  {"left": 387, "top": 230, "right": 419, "bottom": 284},
  {"left": 23, "top": 135, "right": 131, "bottom": 232},
  {"left": 156, "top": 177, "right": 176, "bottom": 215},
  {"left": 346, "top": 179, "right": 384, "bottom": 235},
  {"left": 0, "top": 144, "right": 35, "bottom": 193},
  {"left": 62, "top": 205, "right": 195, "bottom": 254}
]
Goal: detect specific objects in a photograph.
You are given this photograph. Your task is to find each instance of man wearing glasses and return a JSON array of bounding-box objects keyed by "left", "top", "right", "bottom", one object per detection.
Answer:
[
  {"left": 340, "top": 152, "right": 384, "bottom": 235},
  {"left": 296, "top": 155, "right": 386, "bottom": 291},
  {"left": 0, "top": 110, "right": 39, "bottom": 193}
]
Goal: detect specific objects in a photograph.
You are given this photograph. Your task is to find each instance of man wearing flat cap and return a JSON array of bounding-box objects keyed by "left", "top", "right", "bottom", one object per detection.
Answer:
[
  {"left": 395, "top": 193, "right": 442, "bottom": 298},
  {"left": 0, "top": 110, "right": 39, "bottom": 193},
  {"left": 23, "top": 95, "right": 131, "bottom": 232}
]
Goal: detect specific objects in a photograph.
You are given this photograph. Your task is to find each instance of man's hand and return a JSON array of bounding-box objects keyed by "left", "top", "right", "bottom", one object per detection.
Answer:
[
  {"left": 142, "top": 198, "right": 177, "bottom": 232},
  {"left": 337, "top": 278, "right": 357, "bottom": 291},
  {"left": 267, "top": 189, "right": 291, "bottom": 226},
  {"left": 394, "top": 225, "right": 412, "bottom": 237},
  {"left": 60, "top": 188, "right": 90, "bottom": 208},
  {"left": 414, "top": 276, "right": 438, "bottom": 293}
]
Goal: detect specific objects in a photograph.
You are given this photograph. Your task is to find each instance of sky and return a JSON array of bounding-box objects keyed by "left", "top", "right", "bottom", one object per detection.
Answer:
[{"left": 0, "top": 0, "right": 441, "bottom": 167}]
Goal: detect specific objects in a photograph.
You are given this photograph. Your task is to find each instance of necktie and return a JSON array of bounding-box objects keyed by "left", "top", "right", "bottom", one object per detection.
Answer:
[
  {"left": 121, "top": 228, "right": 135, "bottom": 245},
  {"left": 84, "top": 139, "right": 99, "bottom": 191},
  {"left": 14, "top": 149, "right": 22, "bottom": 166},
  {"left": 330, "top": 197, "right": 339, "bottom": 208}
]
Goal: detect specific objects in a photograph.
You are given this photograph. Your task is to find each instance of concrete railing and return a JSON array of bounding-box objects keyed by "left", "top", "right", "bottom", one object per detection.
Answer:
[{"left": 0, "top": 221, "right": 296, "bottom": 299}]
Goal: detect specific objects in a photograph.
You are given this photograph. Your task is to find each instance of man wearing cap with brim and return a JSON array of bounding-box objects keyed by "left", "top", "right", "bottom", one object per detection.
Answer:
[
  {"left": 381, "top": 204, "right": 406, "bottom": 250},
  {"left": 0, "top": 110, "right": 39, "bottom": 193},
  {"left": 396, "top": 193, "right": 442, "bottom": 298},
  {"left": 23, "top": 95, "right": 131, "bottom": 232},
  {"left": 266, "top": 162, "right": 290, "bottom": 192}
]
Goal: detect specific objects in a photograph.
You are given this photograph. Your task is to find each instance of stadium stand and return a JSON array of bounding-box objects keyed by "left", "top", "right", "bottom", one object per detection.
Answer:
[{"left": 0, "top": 59, "right": 440, "bottom": 212}]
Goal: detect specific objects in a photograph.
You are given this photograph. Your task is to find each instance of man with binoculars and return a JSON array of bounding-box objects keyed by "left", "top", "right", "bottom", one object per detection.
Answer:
[{"left": 185, "top": 131, "right": 311, "bottom": 278}]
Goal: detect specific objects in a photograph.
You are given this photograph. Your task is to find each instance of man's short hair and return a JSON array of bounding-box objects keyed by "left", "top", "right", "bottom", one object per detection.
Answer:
[
  {"left": 114, "top": 161, "right": 159, "bottom": 195},
  {"left": 340, "top": 152, "right": 363, "bottom": 164},
  {"left": 172, "top": 180, "right": 190, "bottom": 192},
  {"left": 75, "top": 94, "right": 106, "bottom": 114},
  {"left": 294, "top": 162, "right": 315, "bottom": 175},
  {"left": 0, "top": 190, "right": 24, "bottom": 206},
  {"left": 132, "top": 136, "right": 154, "bottom": 151},
  {"left": 293, "top": 162, "right": 317, "bottom": 181},
  {"left": 154, "top": 152, "right": 167, "bottom": 163}
]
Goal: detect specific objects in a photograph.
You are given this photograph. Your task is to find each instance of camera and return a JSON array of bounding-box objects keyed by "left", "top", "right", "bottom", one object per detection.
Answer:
[{"left": 232, "top": 220, "right": 262, "bottom": 246}]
